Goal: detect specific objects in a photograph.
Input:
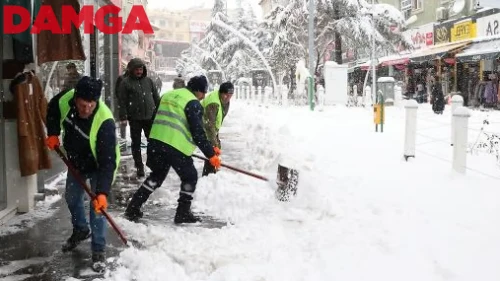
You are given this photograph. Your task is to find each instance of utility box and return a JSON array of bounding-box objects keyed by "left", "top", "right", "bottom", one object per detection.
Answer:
[
  {"left": 377, "top": 77, "right": 395, "bottom": 104},
  {"left": 324, "top": 61, "right": 348, "bottom": 105}
]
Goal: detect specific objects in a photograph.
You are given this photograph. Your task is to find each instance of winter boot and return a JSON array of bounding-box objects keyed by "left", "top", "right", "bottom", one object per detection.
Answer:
[
  {"left": 124, "top": 206, "right": 143, "bottom": 222},
  {"left": 124, "top": 187, "right": 151, "bottom": 222},
  {"left": 61, "top": 228, "right": 91, "bottom": 252},
  {"left": 91, "top": 251, "right": 106, "bottom": 273},
  {"left": 174, "top": 202, "right": 201, "bottom": 224}
]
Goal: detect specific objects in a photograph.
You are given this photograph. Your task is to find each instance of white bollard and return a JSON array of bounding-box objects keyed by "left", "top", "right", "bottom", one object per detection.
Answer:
[
  {"left": 257, "top": 86, "right": 262, "bottom": 103},
  {"left": 450, "top": 95, "right": 464, "bottom": 146},
  {"left": 264, "top": 86, "right": 271, "bottom": 104},
  {"left": 404, "top": 99, "right": 418, "bottom": 161},
  {"left": 364, "top": 86, "right": 372, "bottom": 106},
  {"left": 317, "top": 85, "right": 325, "bottom": 110},
  {"left": 394, "top": 85, "right": 403, "bottom": 108},
  {"left": 452, "top": 106, "right": 471, "bottom": 174},
  {"left": 281, "top": 85, "right": 288, "bottom": 106}
]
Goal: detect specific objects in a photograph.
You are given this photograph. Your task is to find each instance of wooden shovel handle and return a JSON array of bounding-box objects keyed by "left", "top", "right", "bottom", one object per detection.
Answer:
[
  {"left": 54, "top": 147, "right": 129, "bottom": 246},
  {"left": 193, "top": 154, "right": 269, "bottom": 182}
]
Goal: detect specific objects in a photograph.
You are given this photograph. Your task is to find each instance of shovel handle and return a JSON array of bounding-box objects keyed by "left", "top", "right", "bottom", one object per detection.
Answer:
[
  {"left": 54, "top": 147, "right": 129, "bottom": 246},
  {"left": 193, "top": 154, "right": 269, "bottom": 182}
]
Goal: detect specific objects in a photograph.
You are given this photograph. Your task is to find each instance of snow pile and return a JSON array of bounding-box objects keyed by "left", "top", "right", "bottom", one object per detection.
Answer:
[{"left": 102, "top": 103, "right": 500, "bottom": 281}]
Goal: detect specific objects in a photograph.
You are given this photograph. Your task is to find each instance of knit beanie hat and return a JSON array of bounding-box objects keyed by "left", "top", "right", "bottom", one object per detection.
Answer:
[
  {"left": 219, "top": 82, "right": 234, "bottom": 94},
  {"left": 187, "top": 75, "right": 209, "bottom": 93},
  {"left": 74, "top": 76, "right": 103, "bottom": 101}
]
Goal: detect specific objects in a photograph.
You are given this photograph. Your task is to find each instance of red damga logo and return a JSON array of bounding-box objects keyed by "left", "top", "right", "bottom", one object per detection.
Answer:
[{"left": 3, "top": 5, "right": 154, "bottom": 34}]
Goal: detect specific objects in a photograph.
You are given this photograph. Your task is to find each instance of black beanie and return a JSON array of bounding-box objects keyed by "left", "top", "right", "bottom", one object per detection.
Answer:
[
  {"left": 219, "top": 82, "right": 234, "bottom": 94},
  {"left": 187, "top": 75, "right": 208, "bottom": 93},
  {"left": 74, "top": 76, "right": 103, "bottom": 101}
]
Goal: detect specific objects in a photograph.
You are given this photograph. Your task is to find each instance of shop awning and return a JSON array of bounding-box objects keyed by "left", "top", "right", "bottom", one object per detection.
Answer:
[
  {"left": 456, "top": 38, "right": 500, "bottom": 62},
  {"left": 409, "top": 41, "right": 472, "bottom": 63},
  {"left": 379, "top": 53, "right": 412, "bottom": 66}
]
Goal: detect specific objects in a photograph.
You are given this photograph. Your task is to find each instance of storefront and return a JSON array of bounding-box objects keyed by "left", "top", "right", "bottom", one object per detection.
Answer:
[{"left": 452, "top": 12, "right": 500, "bottom": 106}]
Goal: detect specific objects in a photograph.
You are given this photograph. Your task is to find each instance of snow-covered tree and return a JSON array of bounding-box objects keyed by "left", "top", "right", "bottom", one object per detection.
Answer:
[
  {"left": 224, "top": 0, "right": 261, "bottom": 81},
  {"left": 264, "top": 0, "right": 411, "bottom": 70},
  {"left": 198, "top": 0, "right": 232, "bottom": 71}
]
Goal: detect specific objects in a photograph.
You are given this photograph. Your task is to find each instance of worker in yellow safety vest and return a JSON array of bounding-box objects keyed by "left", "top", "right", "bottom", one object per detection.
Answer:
[
  {"left": 45, "top": 76, "right": 120, "bottom": 273},
  {"left": 124, "top": 75, "right": 222, "bottom": 224},
  {"left": 201, "top": 81, "right": 234, "bottom": 176}
]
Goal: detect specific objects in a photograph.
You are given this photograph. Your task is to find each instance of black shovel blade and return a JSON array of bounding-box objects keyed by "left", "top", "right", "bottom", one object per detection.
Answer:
[{"left": 275, "top": 164, "right": 299, "bottom": 202}]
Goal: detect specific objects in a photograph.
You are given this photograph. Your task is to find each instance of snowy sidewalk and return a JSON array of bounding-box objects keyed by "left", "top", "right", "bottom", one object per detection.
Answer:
[
  {"left": 2, "top": 102, "right": 500, "bottom": 281},
  {"left": 105, "top": 101, "right": 500, "bottom": 281}
]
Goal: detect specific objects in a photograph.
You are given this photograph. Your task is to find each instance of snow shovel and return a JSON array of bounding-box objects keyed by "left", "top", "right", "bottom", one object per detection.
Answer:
[
  {"left": 192, "top": 154, "right": 299, "bottom": 202},
  {"left": 54, "top": 147, "right": 129, "bottom": 246}
]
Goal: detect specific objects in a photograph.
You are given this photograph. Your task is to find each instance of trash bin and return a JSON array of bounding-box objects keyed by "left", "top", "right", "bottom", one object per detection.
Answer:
[{"left": 377, "top": 77, "right": 395, "bottom": 105}]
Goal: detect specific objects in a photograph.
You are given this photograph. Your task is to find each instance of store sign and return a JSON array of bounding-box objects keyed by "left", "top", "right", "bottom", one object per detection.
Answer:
[
  {"left": 403, "top": 23, "right": 434, "bottom": 49},
  {"left": 434, "top": 24, "right": 451, "bottom": 44},
  {"left": 434, "top": 17, "right": 477, "bottom": 44},
  {"left": 476, "top": 13, "right": 500, "bottom": 37},
  {"left": 450, "top": 20, "right": 476, "bottom": 41}
]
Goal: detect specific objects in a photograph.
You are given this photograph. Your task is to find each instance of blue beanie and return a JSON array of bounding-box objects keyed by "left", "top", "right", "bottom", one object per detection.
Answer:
[
  {"left": 187, "top": 75, "right": 208, "bottom": 93},
  {"left": 74, "top": 76, "right": 103, "bottom": 101}
]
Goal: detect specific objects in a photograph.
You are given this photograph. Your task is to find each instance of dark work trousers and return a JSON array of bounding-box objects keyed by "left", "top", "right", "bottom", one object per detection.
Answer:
[
  {"left": 119, "top": 123, "right": 127, "bottom": 139},
  {"left": 202, "top": 137, "right": 220, "bottom": 176},
  {"left": 127, "top": 139, "right": 198, "bottom": 210},
  {"left": 129, "top": 120, "right": 152, "bottom": 169}
]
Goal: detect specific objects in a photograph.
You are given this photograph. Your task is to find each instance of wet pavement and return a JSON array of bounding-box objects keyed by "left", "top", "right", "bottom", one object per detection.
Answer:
[
  {"left": 0, "top": 152, "right": 227, "bottom": 280},
  {"left": 0, "top": 126, "right": 250, "bottom": 280},
  {"left": 0, "top": 182, "right": 126, "bottom": 280},
  {"left": 0, "top": 155, "right": 139, "bottom": 281}
]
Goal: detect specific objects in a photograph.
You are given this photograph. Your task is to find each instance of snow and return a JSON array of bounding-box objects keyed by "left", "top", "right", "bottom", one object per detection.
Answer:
[
  {"left": 453, "top": 106, "right": 471, "bottom": 117},
  {"left": 377, "top": 77, "right": 395, "bottom": 82},
  {"left": 96, "top": 102, "right": 500, "bottom": 281},
  {"left": 0, "top": 175, "right": 64, "bottom": 236}
]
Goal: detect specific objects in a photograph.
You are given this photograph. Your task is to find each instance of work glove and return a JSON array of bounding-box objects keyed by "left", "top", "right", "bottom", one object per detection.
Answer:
[
  {"left": 45, "top": 136, "right": 60, "bottom": 150},
  {"left": 209, "top": 155, "right": 221, "bottom": 169},
  {"left": 213, "top": 146, "right": 221, "bottom": 156},
  {"left": 92, "top": 194, "right": 108, "bottom": 214}
]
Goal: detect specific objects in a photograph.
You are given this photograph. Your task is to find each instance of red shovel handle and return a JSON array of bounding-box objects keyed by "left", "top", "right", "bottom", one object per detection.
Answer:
[
  {"left": 54, "top": 147, "right": 128, "bottom": 246},
  {"left": 193, "top": 154, "right": 269, "bottom": 182}
]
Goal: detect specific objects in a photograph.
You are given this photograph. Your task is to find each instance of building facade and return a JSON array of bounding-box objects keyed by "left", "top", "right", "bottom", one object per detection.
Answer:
[{"left": 378, "top": 0, "right": 481, "bottom": 28}]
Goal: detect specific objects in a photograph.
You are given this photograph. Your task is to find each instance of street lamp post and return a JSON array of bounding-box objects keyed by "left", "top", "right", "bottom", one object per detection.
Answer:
[
  {"left": 308, "top": 0, "right": 315, "bottom": 111},
  {"left": 371, "top": 0, "right": 377, "bottom": 112}
]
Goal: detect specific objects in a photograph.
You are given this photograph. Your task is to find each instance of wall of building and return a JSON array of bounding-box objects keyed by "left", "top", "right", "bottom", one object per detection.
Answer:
[
  {"left": 149, "top": 10, "right": 191, "bottom": 42},
  {"left": 378, "top": 0, "right": 477, "bottom": 28}
]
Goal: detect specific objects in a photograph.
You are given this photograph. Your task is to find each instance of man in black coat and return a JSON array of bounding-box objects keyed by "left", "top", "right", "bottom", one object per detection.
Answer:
[{"left": 118, "top": 58, "right": 160, "bottom": 178}]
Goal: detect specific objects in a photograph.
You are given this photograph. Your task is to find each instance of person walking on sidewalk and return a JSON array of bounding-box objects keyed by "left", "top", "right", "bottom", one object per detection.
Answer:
[
  {"left": 173, "top": 74, "right": 185, "bottom": 89},
  {"left": 45, "top": 76, "right": 120, "bottom": 272},
  {"left": 124, "top": 75, "right": 222, "bottom": 224},
  {"left": 201, "top": 81, "right": 234, "bottom": 176},
  {"left": 118, "top": 58, "right": 160, "bottom": 178},
  {"left": 114, "top": 67, "right": 129, "bottom": 139}
]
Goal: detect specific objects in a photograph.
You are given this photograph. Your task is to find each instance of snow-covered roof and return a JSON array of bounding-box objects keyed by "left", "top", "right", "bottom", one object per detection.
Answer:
[{"left": 456, "top": 36, "right": 500, "bottom": 61}]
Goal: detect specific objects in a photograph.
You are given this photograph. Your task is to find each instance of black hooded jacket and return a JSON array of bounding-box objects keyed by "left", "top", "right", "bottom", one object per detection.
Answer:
[{"left": 118, "top": 58, "right": 160, "bottom": 121}]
